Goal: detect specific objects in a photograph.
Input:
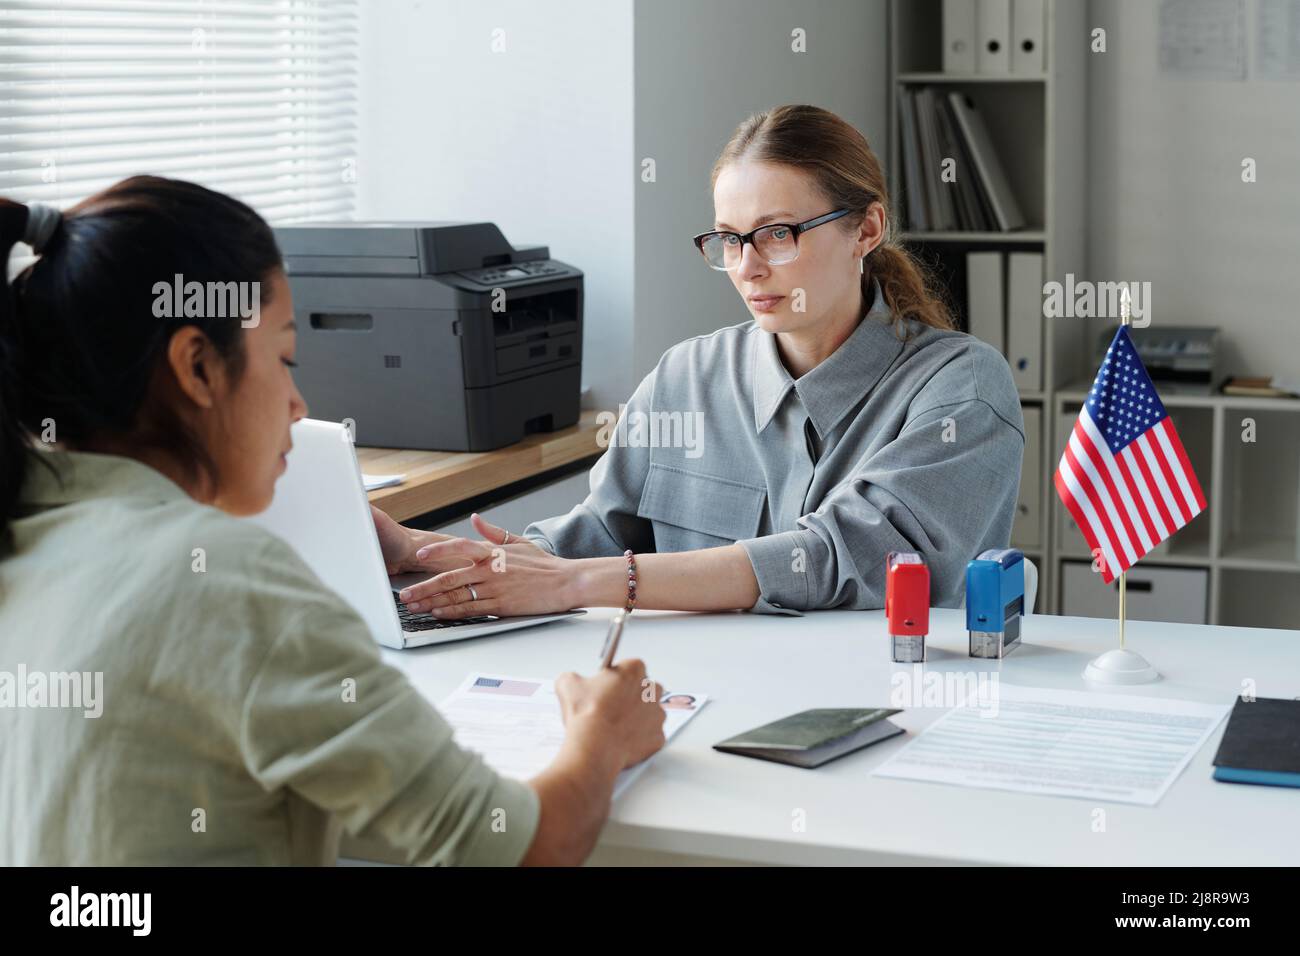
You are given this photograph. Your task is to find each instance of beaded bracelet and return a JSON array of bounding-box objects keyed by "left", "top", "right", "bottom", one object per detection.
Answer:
[{"left": 623, "top": 549, "right": 637, "bottom": 613}]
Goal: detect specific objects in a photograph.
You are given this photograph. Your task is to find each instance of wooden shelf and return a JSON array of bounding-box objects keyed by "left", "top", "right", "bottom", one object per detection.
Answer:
[{"left": 357, "top": 411, "right": 604, "bottom": 523}]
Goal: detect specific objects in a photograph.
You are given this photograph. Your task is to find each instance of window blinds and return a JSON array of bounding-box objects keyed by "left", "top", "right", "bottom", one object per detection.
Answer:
[{"left": 0, "top": 0, "right": 360, "bottom": 223}]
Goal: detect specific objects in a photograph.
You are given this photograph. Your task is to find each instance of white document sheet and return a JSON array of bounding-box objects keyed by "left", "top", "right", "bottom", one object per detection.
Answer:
[
  {"left": 872, "top": 684, "right": 1228, "bottom": 806},
  {"left": 362, "top": 473, "right": 405, "bottom": 491},
  {"left": 438, "top": 673, "right": 707, "bottom": 800}
]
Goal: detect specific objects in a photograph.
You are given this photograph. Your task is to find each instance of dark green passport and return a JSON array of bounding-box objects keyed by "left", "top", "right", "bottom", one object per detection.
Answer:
[{"left": 713, "top": 708, "right": 904, "bottom": 769}]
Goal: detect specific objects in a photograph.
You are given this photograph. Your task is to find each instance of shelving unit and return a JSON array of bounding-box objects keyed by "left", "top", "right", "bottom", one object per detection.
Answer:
[
  {"left": 1051, "top": 386, "right": 1300, "bottom": 628},
  {"left": 887, "top": 2, "right": 1298, "bottom": 629},
  {"left": 888, "top": 0, "right": 1087, "bottom": 614}
]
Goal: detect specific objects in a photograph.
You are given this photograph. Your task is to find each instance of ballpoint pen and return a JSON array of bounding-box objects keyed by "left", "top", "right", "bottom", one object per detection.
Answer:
[{"left": 598, "top": 609, "right": 627, "bottom": 669}]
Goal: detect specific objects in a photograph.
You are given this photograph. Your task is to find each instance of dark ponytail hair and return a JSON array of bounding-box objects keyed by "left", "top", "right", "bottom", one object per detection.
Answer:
[{"left": 0, "top": 176, "right": 283, "bottom": 558}]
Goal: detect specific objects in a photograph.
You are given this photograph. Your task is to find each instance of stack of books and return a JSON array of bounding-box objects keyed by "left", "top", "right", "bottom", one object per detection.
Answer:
[{"left": 899, "top": 87, "right": 1027, "bottom": 234}]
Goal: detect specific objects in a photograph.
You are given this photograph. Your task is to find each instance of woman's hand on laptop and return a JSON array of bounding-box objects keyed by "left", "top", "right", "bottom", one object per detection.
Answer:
[
  {"left": 399, "top": 524, "right": 574, "bottom": 617},
  {"left": 403, "top": 512, "right": 764, "bottom": 617},
  {"left": 370, "top": 505, "right": 463, "bottom": 575}
]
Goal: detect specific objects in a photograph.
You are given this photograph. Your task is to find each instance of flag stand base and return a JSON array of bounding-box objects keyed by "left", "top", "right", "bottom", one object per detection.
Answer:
[{"left": 1083, "top": 648, "right": 1160, "bottom": 684}]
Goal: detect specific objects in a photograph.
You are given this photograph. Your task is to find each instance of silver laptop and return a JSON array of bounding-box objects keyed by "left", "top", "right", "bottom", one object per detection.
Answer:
[{"left": 248, "top": 418, "right": 584, "bottom": 649}]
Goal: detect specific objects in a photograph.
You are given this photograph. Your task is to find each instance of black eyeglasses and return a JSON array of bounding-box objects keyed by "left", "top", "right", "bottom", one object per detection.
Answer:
[{"left": 692, "top": 209, "right": 850, "bottom": 271}]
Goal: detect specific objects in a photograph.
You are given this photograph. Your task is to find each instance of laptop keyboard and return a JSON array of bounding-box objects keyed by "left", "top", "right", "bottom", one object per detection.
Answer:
[{"left": 395, "top": 596, "right": 497, "bottom": 631}]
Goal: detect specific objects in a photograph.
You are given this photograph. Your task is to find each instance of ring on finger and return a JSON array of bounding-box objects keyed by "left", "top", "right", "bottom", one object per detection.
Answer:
[
  {"left": 502, "top": 530, "right": 511, "bottom": 545},
  {"left": 466, "top": 584, "right": 479, "bottom": 602}
]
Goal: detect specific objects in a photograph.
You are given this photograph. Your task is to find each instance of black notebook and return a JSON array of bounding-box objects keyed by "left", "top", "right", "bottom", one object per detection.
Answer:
[
  {"left": 713, "top": 708, "right": 904, "bottom": 769},
  {"left": 1211, "top": 697, "right": 1300, "bottom": 788}
]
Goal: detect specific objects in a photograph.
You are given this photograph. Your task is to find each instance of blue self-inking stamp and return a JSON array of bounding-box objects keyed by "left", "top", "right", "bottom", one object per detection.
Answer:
[{"left": 966, "top": 548, "right": 1025, "bottom": 659}]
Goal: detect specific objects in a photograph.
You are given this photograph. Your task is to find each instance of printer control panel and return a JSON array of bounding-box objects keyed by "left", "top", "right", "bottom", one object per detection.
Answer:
[{"left": 457, "top": 261, "right": 569, "bottom": 286}]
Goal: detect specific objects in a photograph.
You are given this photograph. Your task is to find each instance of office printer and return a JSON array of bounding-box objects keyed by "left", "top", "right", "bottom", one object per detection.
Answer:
[
  {"left": 274, "top": 221, "right": 583, "bottom": 451},
  {"left": 1097, "top": 325, "right": 1221, "bottom": 395}
]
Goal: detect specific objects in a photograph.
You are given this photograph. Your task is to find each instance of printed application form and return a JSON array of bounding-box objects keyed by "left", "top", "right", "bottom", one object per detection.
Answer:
[
  {"left": 437, "top": 673, "right": 708, "bottom": 799},
  {"left": 873, "top": 684, "right": 1229, "bottom": 806}
]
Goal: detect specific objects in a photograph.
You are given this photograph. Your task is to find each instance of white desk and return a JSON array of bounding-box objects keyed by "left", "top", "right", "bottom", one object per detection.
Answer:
[{"left": 381, "top": 608, "right": 1300, "bottom": 866}]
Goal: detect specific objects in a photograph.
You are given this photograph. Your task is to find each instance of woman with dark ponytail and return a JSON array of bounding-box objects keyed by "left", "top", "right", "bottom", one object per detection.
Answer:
[
  {"left": 0, "top": 177, "right": 666, "bottom": 865},
  {"left": 0, "top": 183, "right": 281, "bottom": 559},
  {"left": 400, "top": 104, "right": 1026, "bottom": 620}
]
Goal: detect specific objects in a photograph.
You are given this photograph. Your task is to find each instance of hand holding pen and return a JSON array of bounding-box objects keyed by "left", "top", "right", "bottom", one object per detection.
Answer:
[{"left": 551, "top": 609, "right": 666, "bottom": 772}]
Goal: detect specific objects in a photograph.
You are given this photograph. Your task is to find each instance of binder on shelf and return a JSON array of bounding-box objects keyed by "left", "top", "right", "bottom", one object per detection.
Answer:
[
  {"left": 898, "top": 89, "right": 929, "bottom": 231},
  {"left": 976, "top": 0, "right": 1012, "bottom": 74},
  {"left": 966, "top": 251, "right": 1004, "bottom": 354},
  {"left": 948, "top": 91, "right": 1028, "bottom": 231},
  {"left": 1007, "top": 251, "right": 1044, "bottom": 391},
  {"left": 934, "top": 97, "right": 983, "bottom": 231},
  {"left": 915, "top": 88, "right": 953, "bottom": 232},
  {"left": 943, "top": 0, "right": 977, "bottom": 73},
  {"left": 930, "top": 99, "right": 968, "bottom": 231},
  {"left": 1013, "top": 406, "right": 1042, "bottom": 550},
  {"left": 1011, "top": 0, "right": 1046, "bottom": 74},
  {"left": 941, "top": 97, "right": 997, "bottom": 231}
]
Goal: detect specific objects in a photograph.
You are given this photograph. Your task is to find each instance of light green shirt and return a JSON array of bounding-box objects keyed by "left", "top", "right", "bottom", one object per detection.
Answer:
[{"left": 0, "top": 448, "right": 539, "bottom": 865}]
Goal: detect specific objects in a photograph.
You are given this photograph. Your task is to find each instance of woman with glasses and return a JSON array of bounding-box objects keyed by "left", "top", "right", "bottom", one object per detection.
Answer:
[{"left": 400, "top": 105, "right": 1025, "bottom": 618}]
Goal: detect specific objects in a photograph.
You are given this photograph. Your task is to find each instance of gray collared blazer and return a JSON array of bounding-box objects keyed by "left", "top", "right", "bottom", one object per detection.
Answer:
[{"left": 525, "top": 279, "right": 1026, "bottom": 614}]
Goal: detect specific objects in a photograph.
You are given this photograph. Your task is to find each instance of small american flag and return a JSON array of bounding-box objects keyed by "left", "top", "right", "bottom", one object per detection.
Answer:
[{"left": 1054, "top": 325, "right": 1206, "bottom": 583}]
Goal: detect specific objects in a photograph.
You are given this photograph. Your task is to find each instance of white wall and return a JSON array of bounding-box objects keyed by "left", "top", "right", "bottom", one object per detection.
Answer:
[
  {"left": 357, "top": 1, "right": 1295, "bottom": 407},
  {"left": 358, "top": 0, "right": 635, "bottom": 410},
  {"left": 1087, "top": 0, "right": 1300, "bottom": 379},
  {"left": 632, "top": 0, "right": 891, "bottom": 383},
  {"left": 359, "top": 0, "right": 889, "bottom": 410}
]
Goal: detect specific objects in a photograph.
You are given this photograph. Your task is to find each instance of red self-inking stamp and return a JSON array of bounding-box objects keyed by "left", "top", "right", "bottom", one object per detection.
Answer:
[{"left": 886, "top": 551, "right": 930, "bottom": 663}]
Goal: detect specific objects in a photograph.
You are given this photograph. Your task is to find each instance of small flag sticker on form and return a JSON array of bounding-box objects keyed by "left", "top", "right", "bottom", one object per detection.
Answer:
[{"left": 471, "top": 677, "right": 541, "bottom": 696}]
